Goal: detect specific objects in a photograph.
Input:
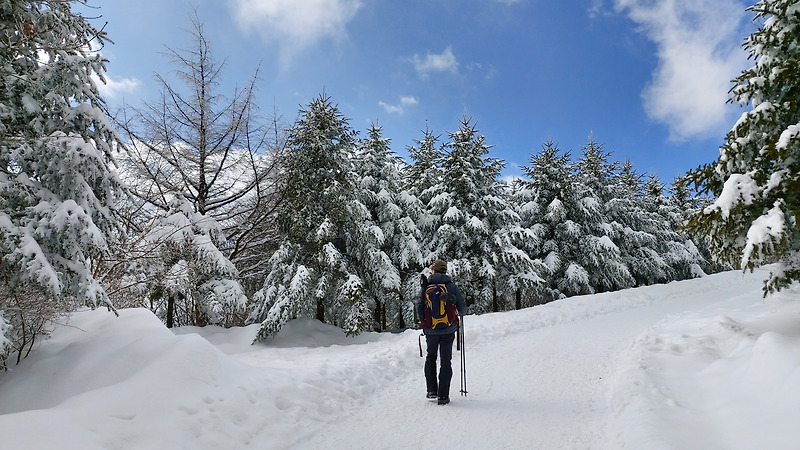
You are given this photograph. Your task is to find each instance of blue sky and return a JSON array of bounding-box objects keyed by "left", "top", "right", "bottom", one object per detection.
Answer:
[{"left": 91, "top": 0, "right": 756, "bottom": 184}]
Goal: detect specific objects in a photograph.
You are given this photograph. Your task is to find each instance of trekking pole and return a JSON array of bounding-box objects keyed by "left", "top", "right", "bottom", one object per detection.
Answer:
[{"left": 459, "top": 315, "right": 467, "bottom": 396}]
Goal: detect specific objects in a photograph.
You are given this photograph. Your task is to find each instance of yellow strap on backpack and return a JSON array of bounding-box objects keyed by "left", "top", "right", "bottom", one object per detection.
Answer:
[{"left": 426, "top": 284, "right": 451, "bottom": 328}]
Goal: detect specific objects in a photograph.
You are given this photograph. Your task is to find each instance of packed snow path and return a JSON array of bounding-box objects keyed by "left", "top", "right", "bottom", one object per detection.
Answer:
[
  {"left": 236, "top": 268, "right": 792, "bottom": 449},
  {"left": 294, "top": 275, "right": 753, "bottom": 449},
  {"left": 0, "top": 268, "right": 797, "bottom": 449}
]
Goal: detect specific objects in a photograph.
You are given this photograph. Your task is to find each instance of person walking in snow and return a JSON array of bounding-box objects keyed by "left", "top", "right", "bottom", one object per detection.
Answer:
[{"left": 418, "top": 258, "right": 467, "bottom": 405}]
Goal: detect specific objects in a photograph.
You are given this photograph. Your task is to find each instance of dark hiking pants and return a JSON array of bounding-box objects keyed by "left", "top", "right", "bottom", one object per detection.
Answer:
[{"left": 424, "top": 332, "right": 455, "bottom": 398}]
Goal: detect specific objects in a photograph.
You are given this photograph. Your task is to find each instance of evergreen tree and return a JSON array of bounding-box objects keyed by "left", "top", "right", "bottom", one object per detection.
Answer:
[
  {"left": 403, "top": 124, "right": 443, "bottom": 218},
  {"left": 607, "top": 161, "right": 672, "bottom": 285},
  {"left": 1, "top": 0, "right": 123, "bottom": 364},
  {"left": 669, "top": 175, "right": 701, "bottom": 216},
  {"left": 508, "top": 178, "right": 548, "bottom": 308},
  {"left": 574, "top": 135, "right": 618, "bottom": 203},
  {"left": 521, "top": 141, "right": 592, "bottom": 299},
  {"left": 402, "top": 125, "right": 443, "bottom": 322},
  {"left": 670, "top": 176, "right": 721, "bottom": 274},
  {"left": 353, "top": 124, "right": 422, "bottom": 330},
  {"left": 686, "top": 0, "right": 800, "bottom": 294},
  {"left": 138, "top": 196, "right": 247, "bottom": 327},
  {"left": 573, "top": 138, "right": 634, "bottom": 292},
  {"left": 249, "top": 94, "right": 369, "bottom": 340},
  {"left": 642, "top": 174, "right": 706, "bottom": 281},
  {"left": 432, "top": 116, "right": 540, "bottom": 312}
]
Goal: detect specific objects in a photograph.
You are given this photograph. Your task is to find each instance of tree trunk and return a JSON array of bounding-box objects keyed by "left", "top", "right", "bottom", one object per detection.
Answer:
[
  {"left": 166, "top": 294, "right": 174, "bottom": 328},
  {"left": 515, "top": 288, "right": 522, "bottom": 310},
  {"left": 316, "top": 298, "right": 325, "bottom": 322},
  {"left": 397, "top": 305, "right": 406, "bottom": 329},
  {"left": 373, "top": 301, "right": 383, "bottom": 331}
]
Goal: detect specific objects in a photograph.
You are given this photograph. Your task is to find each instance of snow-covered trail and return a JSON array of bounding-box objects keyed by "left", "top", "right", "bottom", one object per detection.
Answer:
[
  {"left": 0, "top": 269, "right": 784, "bottom": 450},
  {"left": 277, "top": 272, "right": 763, "bottom": 449}
]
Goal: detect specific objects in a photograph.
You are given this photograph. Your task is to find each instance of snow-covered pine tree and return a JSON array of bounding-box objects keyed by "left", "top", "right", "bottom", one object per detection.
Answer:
[
  {"left": 686, "top": 0, "right": 800, "bottom": 294},
  {"left": 497, "top": 177, "right": 548, "bottom": 310},
  {"left": 670, "top": 175, "right": 723, "bottom": 274},
  {"left": 574, "top": 135, "right": 618, "bottom": 204},
  {"left": 606, "top": 161, "right": 672, "bottom": 286},
  {"left": 132, "top": 196, "right": 247, "bottom": 327},
  {"left": 670, "top": 175, "right": 702, "bottom": 216},
  {"left": 508, "top": 177, "right": 549, "bottom": 309},
  {"left": 641, "top": 174, "right": 706, "bottom": 281},
  {"left": 249, "top": 94, "right": 370, "bottom": 340},
  {"left": 401, "top": 125, "right": 443, "bottom": 322},
  {"left": 521, "top": 140, "right": 592, "bottom": 299},
  {"left": 430, "top": 115, "right": 540, "bottom": 313},
  {"left": 1, "top": 0, "right": 124, "bottom": 364},
  {"left": 403, "top": 124, "right": 443, "bottom": 214},
  {"left": 352, "top": 124, "right": 422, "bottom": 330},
  {"left": 573, "top": 137, "right": 634, "bottom": 292}
]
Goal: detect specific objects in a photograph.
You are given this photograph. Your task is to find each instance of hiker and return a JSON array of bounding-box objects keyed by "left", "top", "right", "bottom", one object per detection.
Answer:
[{"left": 418, "top": 258, "right": 467, "bottom": 405}]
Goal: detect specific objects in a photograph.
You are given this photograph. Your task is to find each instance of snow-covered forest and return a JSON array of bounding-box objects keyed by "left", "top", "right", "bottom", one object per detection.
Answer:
[{"left": 1, "top": 0, "right": 798, "bottom": 406}]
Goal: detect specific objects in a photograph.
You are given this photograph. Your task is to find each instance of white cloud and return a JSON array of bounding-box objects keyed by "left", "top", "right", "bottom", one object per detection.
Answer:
[
  {"left": 379, "top": 96, "right": 418, "bottom": 115},
  {"left": 587, "top": 0, "right": 606, "bottom": 19},
  {"left": 468, "top": 62, "right": 498, "bottom": 80},
  {"left": 94, "top": 73, "right": 140, "bottom": 99},
  {"left": 85, "top": 41, "right": 140, "bottom": 100},
  {"left": 411, "top": 46, "right": 459, "bottom": 77},
  {"left": 230, "top": 0, "right": 362, "bottom": 66},
  {"left": 614, "top": 0, "right": 750, "bottom": 141},
  {"left": 400, "top": 96, "right": 418, "bottom": 106}
]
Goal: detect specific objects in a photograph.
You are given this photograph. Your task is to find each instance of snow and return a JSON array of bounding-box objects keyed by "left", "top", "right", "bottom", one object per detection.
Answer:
[
  {"left": 20, "top": 94, "right": 41, "bottom": 114},
  {"left": 767, "top": 169, "right": 788, "bottom": 193},
  {"left": 0, "top": 316, "right": 10, "bottom": 353},
  {"left": 743, "top": 202, "right": 786, "bottom": 267},
  {"left": 1, "top": 267, "right": 799, "bottom": 449},
  {"left": 17, "top": 234, "right": 62, "bottom": 295},
  {"left": 597, "top": 234, "right": 618, "bottom": 251},
  {"left": 466, "top": 215, "right": 486, "bottom": 232},
  {"left": 776, "top": 122, "right": 800, "bottom": 150},
  {"left": 708, "top": 172, "right": 758, "bottom": 218}
]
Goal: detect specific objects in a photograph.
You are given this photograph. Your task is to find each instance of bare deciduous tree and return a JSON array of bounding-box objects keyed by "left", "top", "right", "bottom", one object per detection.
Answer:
[{"left": 106, "top": 14, "right": 287, "bottom": 325}]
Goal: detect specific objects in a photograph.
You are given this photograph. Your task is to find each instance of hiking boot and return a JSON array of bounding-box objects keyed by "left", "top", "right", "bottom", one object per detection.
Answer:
[
  {"left": 437, "top": 396, "right": 450, "bottom": 405},
  {"left": 426, "top": 391, "right": 437, "bottom": 399}
]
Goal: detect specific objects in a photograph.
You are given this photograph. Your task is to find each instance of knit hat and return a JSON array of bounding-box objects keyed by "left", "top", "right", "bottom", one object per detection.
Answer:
[{"left": 430, "top": 259, "right": 447, "bottom": 273}]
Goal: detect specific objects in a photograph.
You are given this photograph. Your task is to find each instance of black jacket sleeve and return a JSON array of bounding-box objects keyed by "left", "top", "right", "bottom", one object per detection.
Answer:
[{"left": 447, "top": 281, "right": 467, "bottom": 315}]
